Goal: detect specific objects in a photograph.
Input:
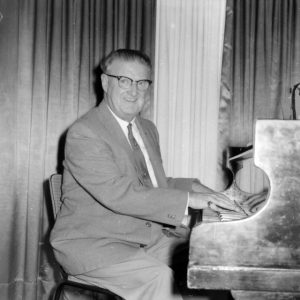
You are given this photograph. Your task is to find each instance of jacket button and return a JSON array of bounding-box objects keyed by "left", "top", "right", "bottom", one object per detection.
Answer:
[{"left": 145, "top": 222, "right": 151, "bottom": 227}]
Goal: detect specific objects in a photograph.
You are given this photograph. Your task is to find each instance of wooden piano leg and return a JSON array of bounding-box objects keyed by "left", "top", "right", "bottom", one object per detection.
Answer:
[{"left": 231, "top": 290, "right": 300, "bottom": 300}]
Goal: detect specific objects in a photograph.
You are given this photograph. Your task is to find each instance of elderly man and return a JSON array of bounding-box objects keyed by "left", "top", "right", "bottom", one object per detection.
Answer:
[{"left": 50, "top": 49, "right": 239, "bottom": 300}]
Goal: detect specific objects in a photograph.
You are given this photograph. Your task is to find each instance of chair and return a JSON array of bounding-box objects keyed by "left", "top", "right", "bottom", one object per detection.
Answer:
[{"left": 49, "top": 174, "right": 122, "bottom": 300}]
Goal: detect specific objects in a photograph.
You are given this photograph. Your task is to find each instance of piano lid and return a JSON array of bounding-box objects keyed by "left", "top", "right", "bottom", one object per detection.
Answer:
[{"left": 188, "top": 120, "right": 300, "bottom": 294}]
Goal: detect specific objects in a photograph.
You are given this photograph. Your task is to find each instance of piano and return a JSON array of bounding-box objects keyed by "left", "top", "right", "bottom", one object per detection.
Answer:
[{"left": 188, "top": 120, "right": 300, "bottom": 300}]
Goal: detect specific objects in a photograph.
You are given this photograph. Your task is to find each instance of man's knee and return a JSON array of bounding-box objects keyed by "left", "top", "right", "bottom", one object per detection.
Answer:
[
  {"left": 158, "top": 264, "right": 174, "bottom": 279},
  {"left": 149, "top": 263, "right": 175, "bottom": 288}
]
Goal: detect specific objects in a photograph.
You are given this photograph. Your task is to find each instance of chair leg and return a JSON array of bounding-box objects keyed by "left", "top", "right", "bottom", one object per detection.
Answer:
[{"left": 53, "top": 281, "right": 65, "bottom": 300}]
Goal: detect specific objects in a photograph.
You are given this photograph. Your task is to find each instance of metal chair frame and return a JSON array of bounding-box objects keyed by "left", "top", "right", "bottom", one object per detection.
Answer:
[{"left": 49, "top": 174, "right": 121, "bottom": 300}]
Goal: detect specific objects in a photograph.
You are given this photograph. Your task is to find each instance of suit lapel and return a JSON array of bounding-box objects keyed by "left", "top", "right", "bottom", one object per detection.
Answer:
[{"left": 95, "top": 102, "right": 133, "bottom": 160}]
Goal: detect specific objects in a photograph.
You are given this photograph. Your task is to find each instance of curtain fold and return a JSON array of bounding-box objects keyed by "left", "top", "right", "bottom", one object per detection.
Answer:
[
  {"left": 154, "top": 0, "right": 226, "bottom": 189},
  {"left": 218, "top": 0, "right": 300, "bottom": 193},
  {"left": 0, "top": 1, "right": 155, "bottom": 299}
]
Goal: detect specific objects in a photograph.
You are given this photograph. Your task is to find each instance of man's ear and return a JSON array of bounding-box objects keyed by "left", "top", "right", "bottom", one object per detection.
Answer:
[{"left": 101, "top": 74, "right": 108, "bottom": 92}]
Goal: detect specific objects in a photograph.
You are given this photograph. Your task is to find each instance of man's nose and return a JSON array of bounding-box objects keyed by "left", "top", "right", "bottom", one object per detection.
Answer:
[{"left": 128, "top": 82, "right": 138, "bottom": 95}]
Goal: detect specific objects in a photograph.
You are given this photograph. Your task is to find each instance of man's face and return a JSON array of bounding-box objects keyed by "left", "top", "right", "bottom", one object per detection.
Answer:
[{"left": 101, "top": 59, "right": 151, "bottom": 122}]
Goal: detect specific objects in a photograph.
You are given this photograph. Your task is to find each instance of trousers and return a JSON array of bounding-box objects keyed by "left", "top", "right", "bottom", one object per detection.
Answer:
[{"left": 66, "top": 230, "right": 190, "bottom": 300}]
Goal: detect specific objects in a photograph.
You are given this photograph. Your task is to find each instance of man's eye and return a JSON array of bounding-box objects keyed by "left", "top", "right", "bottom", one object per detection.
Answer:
[
  {"left": 138, "top": 81, "right": 148, "bottom": 87},
  {"left": 119, "top": 77, "right": 131, "bottom": 85}
]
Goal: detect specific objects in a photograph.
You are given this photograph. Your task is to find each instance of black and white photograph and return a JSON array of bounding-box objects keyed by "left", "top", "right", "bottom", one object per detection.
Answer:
[{"left": 0, "top": 0, "right": 299, "bottom": 299}]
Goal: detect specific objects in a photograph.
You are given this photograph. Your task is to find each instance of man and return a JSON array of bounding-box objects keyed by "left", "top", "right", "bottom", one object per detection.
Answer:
[{"left": 50, "top": 49, "right": 240, "bottom": 300}]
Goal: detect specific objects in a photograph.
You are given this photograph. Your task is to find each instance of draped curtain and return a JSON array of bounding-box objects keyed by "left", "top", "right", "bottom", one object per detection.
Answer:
[
  {"left": 0, "top": 1, "right": 155, "bottom": 299},
  {"left": 218, "top": 0, "right": 300, "bottom": 193},
  {"left": 154, "top": 0, "right": 227, "bottom": 190}
]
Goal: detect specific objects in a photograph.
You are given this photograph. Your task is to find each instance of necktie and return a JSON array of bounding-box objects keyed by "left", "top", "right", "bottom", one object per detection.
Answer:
[{"left": 127, "top": 123, "right": 153, "bottom": 187}]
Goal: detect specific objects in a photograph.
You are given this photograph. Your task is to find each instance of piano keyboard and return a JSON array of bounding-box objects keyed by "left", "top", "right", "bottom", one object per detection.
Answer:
[{"left": 201, "top": 191, "right": 267, "bottom": 223}]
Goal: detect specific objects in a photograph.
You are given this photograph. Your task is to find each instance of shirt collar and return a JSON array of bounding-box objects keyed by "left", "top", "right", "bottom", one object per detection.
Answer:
[{"left": 106, "top": 104, "right": 136, "bottom": 129}]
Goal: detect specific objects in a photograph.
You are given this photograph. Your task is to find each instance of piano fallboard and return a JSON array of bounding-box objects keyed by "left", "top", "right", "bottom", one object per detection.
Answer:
[{"left": 188, "top": 120, "right": 300, "bottom": 297}]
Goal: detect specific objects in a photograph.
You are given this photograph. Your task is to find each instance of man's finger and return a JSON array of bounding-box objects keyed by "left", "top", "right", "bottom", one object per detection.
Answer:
[
  {"left": 216, "top": 194, "right": 244, "bottom": 212},
  {"left": 209, "top": 198, "right": 243, "bottom": 213}
]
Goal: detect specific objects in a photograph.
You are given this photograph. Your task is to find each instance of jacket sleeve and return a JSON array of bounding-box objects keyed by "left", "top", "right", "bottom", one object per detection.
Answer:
[{"left": 166, "top": 177, "right": 198, "bottom": 191}]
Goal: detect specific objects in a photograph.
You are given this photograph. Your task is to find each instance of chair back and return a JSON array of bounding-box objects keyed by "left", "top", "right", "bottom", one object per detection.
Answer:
[
  {"left": 49, "top": 174, "right": 63, "bottom": 220},
  {"left": 48, "top": 173, "right": 123, "bottom": 299}
]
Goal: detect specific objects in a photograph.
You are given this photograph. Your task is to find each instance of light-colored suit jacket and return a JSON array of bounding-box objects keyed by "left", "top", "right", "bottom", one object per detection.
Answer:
[{"left": 50, "top": 101, "right": 195, "bottom": 275}]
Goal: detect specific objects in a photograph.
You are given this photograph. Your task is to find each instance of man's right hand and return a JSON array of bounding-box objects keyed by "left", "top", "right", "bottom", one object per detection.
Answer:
[{"left": 189, "top": 191, "right": 243, "bottom": 213}]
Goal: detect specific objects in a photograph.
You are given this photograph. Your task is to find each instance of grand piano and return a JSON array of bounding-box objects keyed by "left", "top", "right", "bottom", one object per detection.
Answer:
[{"left": 188, "top": 120, "right": 300, "bottom": 300}]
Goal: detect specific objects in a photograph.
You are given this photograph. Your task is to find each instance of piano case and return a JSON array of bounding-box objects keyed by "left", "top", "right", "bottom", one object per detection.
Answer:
[{"left": 188, "top": 120, "right": 300, "bottom": 300}]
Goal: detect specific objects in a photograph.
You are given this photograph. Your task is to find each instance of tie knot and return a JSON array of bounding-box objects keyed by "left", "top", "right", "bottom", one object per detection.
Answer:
[{"left": 127, "top": 123, "right": 134, "bottom": 137}]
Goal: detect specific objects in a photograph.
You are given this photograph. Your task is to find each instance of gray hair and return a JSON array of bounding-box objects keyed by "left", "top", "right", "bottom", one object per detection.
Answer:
[{"left": 100, "top": 49, "right": 152, "bottom": 73}]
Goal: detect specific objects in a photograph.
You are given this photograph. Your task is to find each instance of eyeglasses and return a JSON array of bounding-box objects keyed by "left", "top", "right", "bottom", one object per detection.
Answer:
[{"left": 105, "top": 74, "right": 152, "bottom": 91}]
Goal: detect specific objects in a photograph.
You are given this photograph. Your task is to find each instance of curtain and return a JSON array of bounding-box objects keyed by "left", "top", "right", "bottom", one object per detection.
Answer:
[
  {"left": 0, "top": 1, "right": 155, "bottom": 299},
  {"left": 154, "top": 0, "right": 227, "bottom": 190},
  {"left": 219, "top": 0, "right": 300, "bottom": 193}
]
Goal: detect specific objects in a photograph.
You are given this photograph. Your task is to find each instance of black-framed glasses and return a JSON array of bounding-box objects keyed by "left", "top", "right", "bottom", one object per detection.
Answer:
[{"left": 104, "top": 74, "right": 152, "bottom": 91}]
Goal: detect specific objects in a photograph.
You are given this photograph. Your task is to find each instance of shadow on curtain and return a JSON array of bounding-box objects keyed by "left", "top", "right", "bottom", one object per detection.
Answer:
[
  {"left": 218, "top": 0, "right": 300, "bottom": 193},
  {"left": 0, "top": 0, "right": 155, "bottom": 299}
]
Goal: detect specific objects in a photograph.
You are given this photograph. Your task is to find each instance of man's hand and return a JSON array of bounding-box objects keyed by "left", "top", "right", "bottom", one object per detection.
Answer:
[
  {"left": 190, "top": 180, "right": 243, "bottom": 213},
  {"left": 243, "top": 190, "right": 268, "bottom": 213},
  {"left": 189, "top": 191, "right": 243, "bottom": 213},
  {"left": 191, "top": 180, "right": 216, "bottom": 193}
]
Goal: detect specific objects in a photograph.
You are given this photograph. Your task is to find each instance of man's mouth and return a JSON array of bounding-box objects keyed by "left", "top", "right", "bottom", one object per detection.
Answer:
[{"left": 124, "top": 97, "right": 138, "bottom": 102}]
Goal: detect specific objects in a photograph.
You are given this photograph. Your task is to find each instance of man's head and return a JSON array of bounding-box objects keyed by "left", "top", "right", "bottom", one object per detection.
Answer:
[{"left": 100, "top": 49, "right": 152, "bottom": 122}]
